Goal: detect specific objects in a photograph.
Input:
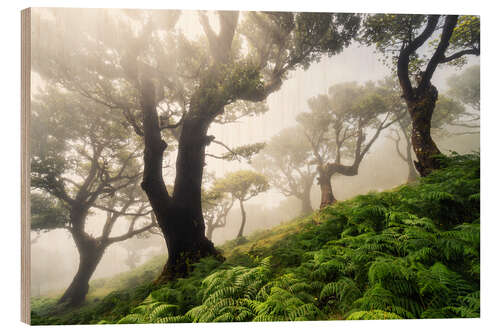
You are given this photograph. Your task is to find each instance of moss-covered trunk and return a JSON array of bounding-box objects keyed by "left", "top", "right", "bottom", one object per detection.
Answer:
[
  {"left": 318, "top": 168, "right": 336, "bottom": 209},
  {"left": 407, "top": 86, "right": 442, "bottom": 177}
]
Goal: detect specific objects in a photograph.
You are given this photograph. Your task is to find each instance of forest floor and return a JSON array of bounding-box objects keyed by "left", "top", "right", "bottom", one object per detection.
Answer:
[{"left": 30, "top": 153, "right": 480, "bottom": 325}]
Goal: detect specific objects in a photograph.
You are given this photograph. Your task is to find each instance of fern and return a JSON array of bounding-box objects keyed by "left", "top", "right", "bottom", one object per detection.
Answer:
[
  {"left": 98, "top": 153, "right": 480, "bottom": 325},
  {"left": 347, "top": 310, "right": 402, "bottom": 320}
]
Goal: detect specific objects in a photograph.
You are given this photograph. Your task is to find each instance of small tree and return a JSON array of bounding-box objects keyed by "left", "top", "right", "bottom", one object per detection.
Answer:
[
  {"left": 360, "top": 14, "right": 480, "bottom": 176},
  {"left": 445, "top": 65, "right": 480, "bottom": 132},
  {"left": 202, "top": 189, "right": 235, "bottom": 241},
  {"left": 297, "top": 81, "right": 402, "bottom": 208},
  {"left": 253, "top": 127, "right": 316, "bottom": 215},
  {"left": 213, "top": 170, "right": 269, "bottom": 239}
]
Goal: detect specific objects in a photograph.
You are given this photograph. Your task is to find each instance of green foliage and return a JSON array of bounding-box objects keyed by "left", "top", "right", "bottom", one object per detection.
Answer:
[
  {"left": 32, "top": 154, "right": 480, "bottom": 324},
  {"left": 221, "top": 142, "right": 266, "bottom": 163},
  {"left": 252, "top": 126, "right": 316, "bottom": 205},
  {"left": 360, "top": 14, "right": 480, "bottom": 74},
  {"left": 347, "top": 310, "right": 402, "bottom": 320},
  {"left": 296, "top": 80, "right": 404, "bottom": 179},
  {"left": 446, "top": 65, "right": 480, "bottom": 111},
  {"left": 30, "top": 192, "right": 69, "bottom": 231},
  {"left": 447, "top": 16, "right": 480, "bottom": 67},
  {"left": 213, "top": 170, "right": 270, "bottom": 201}
]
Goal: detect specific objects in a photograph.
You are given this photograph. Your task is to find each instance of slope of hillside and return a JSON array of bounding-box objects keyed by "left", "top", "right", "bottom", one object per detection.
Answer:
[{"left": 31, "top": 153, "right": 480, "bottom": 324}]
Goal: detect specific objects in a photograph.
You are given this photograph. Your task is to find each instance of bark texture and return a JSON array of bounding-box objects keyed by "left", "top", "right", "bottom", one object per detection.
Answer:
[
  {"left": 58, "top": 207, "right": 103, "bottom": 307},
  {"left": 58, "top": 237, "right": 104, "bottom": 306},
  {"left": 395, "top": 15, "right": 474, "bottom": 177},
  {"left": 139, "top": 80, "right": 222, "bottom": 285},
  {"left": 407, "top": 86, "right": 442, "bottom": 177},
  {"left": 318, "top": 167, "right": 336, "bottom": 209}
]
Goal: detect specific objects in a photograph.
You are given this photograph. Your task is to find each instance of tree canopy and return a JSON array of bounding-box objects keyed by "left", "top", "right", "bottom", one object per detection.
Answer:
[
  {"left": 213, "top": 170, "right": 269, "bottom": 202},
  {"left": 297, "top": 80, "right": 403, "bottom": 207},
  {"left": 252, "top": 127, "right": 316, "bottom": 214},
  {"left": 359, "top": 14, "right": 480, "bottom": 176},
  {"left": 213, "top": 170, "right": 269, "bottom": 239}
]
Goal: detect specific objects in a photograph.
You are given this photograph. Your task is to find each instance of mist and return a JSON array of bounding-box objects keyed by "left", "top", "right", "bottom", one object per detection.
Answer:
[{"left": 29, "top": 9, "right": 479, "bottom": 300}]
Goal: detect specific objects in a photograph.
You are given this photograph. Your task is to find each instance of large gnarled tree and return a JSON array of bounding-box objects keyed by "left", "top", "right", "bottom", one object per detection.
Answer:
[
  {"left": 297, "top": 81, "right": 402, "bottom": 208},
  {"left": 361, "top": 14, "right": 480, "bottom": 176},
  {"left": 32, "top": 9, "right": 360, "bottom": 282},
  {"left": 382, "top": 76, "right": 468, "bottom": 182}
]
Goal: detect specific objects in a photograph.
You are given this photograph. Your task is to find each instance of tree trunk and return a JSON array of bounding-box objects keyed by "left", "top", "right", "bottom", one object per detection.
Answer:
[
  {"left": 58, "top": 232, "right": 104, "bottom": 307},
  {"left": 318, "top": 168, "right": 336, "bottom": 209},
  {"left": 406, "top": 139, "right": 419, "bottom": 182},
  {"left": 300, "top": 189, "right": 313, "bottom": 215},
  {"left": 407, "top": 85, "right": 442, "bottom": 177},
  {"left": 206, "top": 223, "right": 215, "bottom": 241},
  {"left": 139, "top": 80, "right": 221, "bottom": 285},
  {"left": 237, "top": 200, "right": 246, "bottom": 238}
]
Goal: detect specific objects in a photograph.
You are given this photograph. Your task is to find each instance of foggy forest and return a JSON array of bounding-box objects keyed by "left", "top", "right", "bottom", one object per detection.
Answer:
[{"left": 29, "top": 8, "right": 480, "bottom": 324}]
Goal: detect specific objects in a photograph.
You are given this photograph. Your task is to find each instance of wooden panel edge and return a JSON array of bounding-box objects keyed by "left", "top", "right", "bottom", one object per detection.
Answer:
[{"left": 21, "top": 7, "right": 31, "bottom": 325}]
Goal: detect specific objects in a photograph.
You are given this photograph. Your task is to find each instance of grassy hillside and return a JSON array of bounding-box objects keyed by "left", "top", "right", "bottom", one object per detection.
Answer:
[{"left": 31, "top": 153, "right": 480, "bottom": 324}]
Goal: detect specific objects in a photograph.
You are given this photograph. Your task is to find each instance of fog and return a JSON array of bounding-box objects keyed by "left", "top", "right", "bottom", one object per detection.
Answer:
[{"left": 30, "top": 9, "right": 479, "bottom": 297}]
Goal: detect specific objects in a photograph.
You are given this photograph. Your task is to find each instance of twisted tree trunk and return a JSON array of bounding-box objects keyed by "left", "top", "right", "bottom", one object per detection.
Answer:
[
  {"left": 299, "top": 177, "right": 314, "bottom": 215},
  {"left": 58, "top": 238, "right": 105, "bottom": 307},
  {"left": 58, "top": 207, "right": 105, "bottom": 307},
  {"left": 139, "top": 80, "right": 221, "bottom": 285},
  {"left": 206, "top": 224, "right": 215, "bottom": 242},
  {"left": 405, "top": 138, "right": 419, "bottom": 182},
  {"left": 406, "top": 85, "right": 442, "bottom": 177},
  {"left": 396, "top": 16, "right": 463, "bottom": 177},
  {"left": 318, "top": 167, "right": 336, "bottom": 209},
  {"left": 236, "top": 199, "right": 247, "bottom": 238}
]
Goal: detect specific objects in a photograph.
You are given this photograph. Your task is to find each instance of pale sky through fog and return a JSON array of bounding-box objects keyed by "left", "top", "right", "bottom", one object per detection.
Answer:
[{"left": 29, "top": 8, "right": 480, "bottom": 294}]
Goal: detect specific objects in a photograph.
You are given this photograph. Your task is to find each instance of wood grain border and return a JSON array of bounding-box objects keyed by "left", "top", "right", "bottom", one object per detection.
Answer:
[{"left": 21, "top": 7, "right": 31, "bottom": 325}]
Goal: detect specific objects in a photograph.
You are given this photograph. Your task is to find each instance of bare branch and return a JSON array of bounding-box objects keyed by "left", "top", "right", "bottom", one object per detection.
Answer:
[
  {"left": 440, "top": 48, "right": 480, "bottom": 64},
  {"left": 397, "top": 15, "right": 440, "bottom": 99},
  {"left": 419, "top": 15, "right": 459, "bottom": 93},
  {"left": 448, "top": 121, "right": 480, "bottom": 129},
  {"left": 453, "top": 130, "right": 480, "bottom": 136},
  {"left": 91, "top": 202, "right": 152, "bottom": 217},
  {"left": 123, "top": 108, "right": 144, "bottom": 137},
  {"left": 211, "top": 139, "right": 241, "bottom": 161},
  {"left": 106, "top": 221, "right": 157, "bottom": 244}
]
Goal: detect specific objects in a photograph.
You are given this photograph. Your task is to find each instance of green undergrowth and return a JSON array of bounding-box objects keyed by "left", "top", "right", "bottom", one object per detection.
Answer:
[
  {"left": 87, "top": 254, "right": 166, "bottom": 299},
  {"left": 30, "top": 255, "right": 166, "bottom": 325},
  {"left": 31, "top": 153, "right": 480, "bottom": 324}
]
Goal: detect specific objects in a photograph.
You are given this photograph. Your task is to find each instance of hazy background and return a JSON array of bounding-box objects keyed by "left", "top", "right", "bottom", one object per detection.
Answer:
[{"left": 30, "top": 9, "right": 480, "bottom": 296}]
